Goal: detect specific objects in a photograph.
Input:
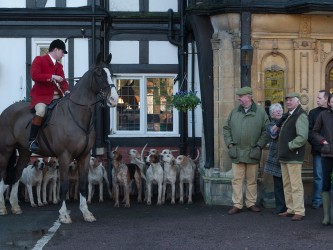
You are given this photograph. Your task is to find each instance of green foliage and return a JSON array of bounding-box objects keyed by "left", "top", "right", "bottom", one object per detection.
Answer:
[{"left": 172, "top": 90, "right": 201, "bottom": 112}]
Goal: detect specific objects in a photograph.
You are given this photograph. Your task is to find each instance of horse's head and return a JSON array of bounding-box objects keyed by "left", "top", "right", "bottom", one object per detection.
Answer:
[{"left": 94, "top": 53, "right": 119, "bottom": 108}]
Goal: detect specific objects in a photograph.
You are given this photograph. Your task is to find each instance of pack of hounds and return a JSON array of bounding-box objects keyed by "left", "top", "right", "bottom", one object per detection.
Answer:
[{"left": 5, "top": 145, "right": 200, "bottom": 208}]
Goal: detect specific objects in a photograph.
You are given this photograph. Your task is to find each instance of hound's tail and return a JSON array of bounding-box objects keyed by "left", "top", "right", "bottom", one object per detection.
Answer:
[{"left": 6, "top": 150, "right": 17, "bottom": 185}]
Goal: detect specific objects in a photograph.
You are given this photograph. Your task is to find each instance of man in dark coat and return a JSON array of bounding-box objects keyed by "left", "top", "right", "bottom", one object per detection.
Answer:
[
  {"left": 278, "top": 92, "right": 308, "bottom": 221},
  {"left": 308, "top": 90, "right": 329, "bottom": 209}
]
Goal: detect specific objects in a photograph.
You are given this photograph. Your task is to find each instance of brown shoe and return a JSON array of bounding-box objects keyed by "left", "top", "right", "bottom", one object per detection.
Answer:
[
  {"left": 291, "top": 214, "right": 304, "bottom": 221},
  {"left": 228, "top": 206, "right": 242, "bottom": 215},
  {"left": 248, "top": 205, "right": 261, "bottom": 212},
  {"left": 278, "top": 211, "right": 294, "bottom": 217}
]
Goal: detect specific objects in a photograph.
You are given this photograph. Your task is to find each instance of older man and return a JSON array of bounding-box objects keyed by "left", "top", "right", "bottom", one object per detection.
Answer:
[
  {"left": 278, "top": 92, "right": 308, "bottom": 221},
  {"left": 223, "top": 86, "right": 269, "bottom": 215}
]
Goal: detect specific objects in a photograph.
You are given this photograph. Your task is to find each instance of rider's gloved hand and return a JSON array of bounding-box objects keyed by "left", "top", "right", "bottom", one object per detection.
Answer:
[{"left": 52, "top": 75, "right": 63, "bottom": 82}]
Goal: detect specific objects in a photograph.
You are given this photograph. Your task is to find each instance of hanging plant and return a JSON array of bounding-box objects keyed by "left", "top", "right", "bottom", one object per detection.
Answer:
[{"left": 172, "top": 90, "right": 201, "bottom": 112}]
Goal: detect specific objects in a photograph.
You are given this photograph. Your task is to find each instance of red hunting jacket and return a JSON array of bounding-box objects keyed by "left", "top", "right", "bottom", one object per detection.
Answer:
[{"left": 30, "top": 54, "right": 69, "bottom": 108}]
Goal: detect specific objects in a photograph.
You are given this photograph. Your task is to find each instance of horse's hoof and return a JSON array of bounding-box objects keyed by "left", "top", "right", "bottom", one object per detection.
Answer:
[
  {"left": 38, "top": 203, "right": 44, "bottom": 207},
  {"left": 124, "top": 204, "right": 130, "bottom": 208},
  {"left": 0, "top": 208, "right": 8, "bottom": 215},
  {"left": 11, "top": 207, "right": 22, "bottom": 215},
  {"left": 83, "top": 215, "right": 96, "bottom": 222},
  {"left": 31, "top": 204, "right": 37, "bottom": 208},
  {"left": 99, "top": 199, "right": 104, "bottom": 203},
  {"left": 43, "top": 202, "right": 48, "bottom": 206},
  {"left": 59, "top": 215, "right": 72, "bottom": 224}
]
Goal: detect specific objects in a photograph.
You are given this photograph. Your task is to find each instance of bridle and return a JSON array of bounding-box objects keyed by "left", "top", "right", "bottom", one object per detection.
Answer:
[{"left": 66, "top": 66, "right": 117, "bottom": 108}]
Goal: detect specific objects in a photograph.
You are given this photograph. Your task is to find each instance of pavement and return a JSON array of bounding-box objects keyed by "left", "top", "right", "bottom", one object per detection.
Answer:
[{"left": 1, "top": 193, "right": 333, "bottom": 250}]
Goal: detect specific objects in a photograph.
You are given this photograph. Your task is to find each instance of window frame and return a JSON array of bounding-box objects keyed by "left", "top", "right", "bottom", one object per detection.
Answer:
[{"left": 109, "top": 73, "right": 180, "bottom": 138}]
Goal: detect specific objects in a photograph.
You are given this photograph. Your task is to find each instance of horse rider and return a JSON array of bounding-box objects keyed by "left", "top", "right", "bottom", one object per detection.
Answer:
[{"left": 29, "top": 39, "right": 70, "bottom": 153}]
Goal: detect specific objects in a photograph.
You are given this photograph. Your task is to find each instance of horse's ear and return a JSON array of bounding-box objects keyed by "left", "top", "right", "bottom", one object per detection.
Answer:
[
  {"left": 105, "top": 53, "right": 112, "bottom": 65},
  {"left": 95, "top": 52, "right": 103, "bottom": 65}
]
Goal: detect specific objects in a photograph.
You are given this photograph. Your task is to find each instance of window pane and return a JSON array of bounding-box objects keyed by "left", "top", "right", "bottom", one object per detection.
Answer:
[
  {"left": 264, "top": 69, "right": 284, "bottom": 111},
  {"left": 146, "top": 77, "right": 173, "bottom": 132},
  {"left": 116, "top": 79, "right": 140, "bottom": 131}
]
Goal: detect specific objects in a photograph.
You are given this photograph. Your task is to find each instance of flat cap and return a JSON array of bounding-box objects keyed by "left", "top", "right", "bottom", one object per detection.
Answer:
[
  {"left": 236, "top": 86, "right": 252, "bottom": 96},
  {"left": 285, "top": 92, "right": 300, "bottom": 99}
]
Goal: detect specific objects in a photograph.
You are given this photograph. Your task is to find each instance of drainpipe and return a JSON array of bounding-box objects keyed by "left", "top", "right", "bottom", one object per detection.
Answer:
[
  {"left": 167, "top": 0, "right": 188, "bottom": 155},
  {"left": 191, "top": 39, "right": 196, "bottom": 158},
  {"left": 91, "top": 0, "right": 97, "bottom": 156},
  {"left": 241, "top": 12, "right": 252, "bottom": 87}
]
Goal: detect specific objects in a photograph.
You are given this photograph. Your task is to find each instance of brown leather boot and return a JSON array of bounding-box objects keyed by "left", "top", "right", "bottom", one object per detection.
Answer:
[{"left": 28, "top": 115, "right": 43, "bottom": 153}]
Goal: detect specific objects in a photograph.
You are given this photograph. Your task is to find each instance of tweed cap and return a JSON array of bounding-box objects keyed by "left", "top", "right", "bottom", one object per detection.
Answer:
[
  {"left": 285, "top": 92, "right": 300, "bottom": 99},
  {"left": 236, "top": 86, "right": 252, "bottom": 96}
]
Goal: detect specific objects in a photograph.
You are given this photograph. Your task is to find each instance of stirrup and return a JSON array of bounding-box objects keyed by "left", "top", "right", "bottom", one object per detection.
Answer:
[{"left": 29, "top": 140, "right": 40, "bottom": 153}]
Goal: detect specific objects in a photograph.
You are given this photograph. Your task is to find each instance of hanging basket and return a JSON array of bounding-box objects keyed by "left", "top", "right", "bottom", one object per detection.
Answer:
[{"left": 172, "top": 90, "right": 201, "bottom": 112}]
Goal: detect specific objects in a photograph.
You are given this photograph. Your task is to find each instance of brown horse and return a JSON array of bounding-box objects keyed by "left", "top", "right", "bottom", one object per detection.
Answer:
[{"left": 0, "top": 53, "right": 118, "bottom": 223}]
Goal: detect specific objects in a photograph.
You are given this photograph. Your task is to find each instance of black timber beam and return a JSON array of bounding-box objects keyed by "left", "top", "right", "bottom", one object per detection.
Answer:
[{"left": 186, "top": 1, "right": 333, "bottom": 15}]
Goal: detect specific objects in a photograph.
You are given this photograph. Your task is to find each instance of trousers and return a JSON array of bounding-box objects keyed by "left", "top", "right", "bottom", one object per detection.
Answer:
[
  {"left": 280, "top": 163, "right": 305, "bottom": 216},
  {"left": 231, "top": 163, "right": 259, "bottom": 209}
]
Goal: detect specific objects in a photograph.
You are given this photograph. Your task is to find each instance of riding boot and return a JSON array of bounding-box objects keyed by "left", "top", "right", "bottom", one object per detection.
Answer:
[
  {"left": 321, "top": 192, "right": 330, "bottom": 226},
  {"left": 28, "top": 115, "right": 43, "bottom": 153}
]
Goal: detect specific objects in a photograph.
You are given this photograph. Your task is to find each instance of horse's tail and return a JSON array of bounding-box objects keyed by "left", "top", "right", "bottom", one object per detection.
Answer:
[{"left": 5, "top": 150, "right": 17, "bottom": 185}]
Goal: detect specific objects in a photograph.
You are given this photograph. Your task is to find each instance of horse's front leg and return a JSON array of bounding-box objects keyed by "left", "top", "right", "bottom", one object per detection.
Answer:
[
  {"left": 78, "top": 155, "right": 96, "bottom": 222},
  {"left": 0, "top": 179, "right": 9, "bottom": 215},
  {"left": 58, "top": 157, "right": 72, "bottom": 224}
]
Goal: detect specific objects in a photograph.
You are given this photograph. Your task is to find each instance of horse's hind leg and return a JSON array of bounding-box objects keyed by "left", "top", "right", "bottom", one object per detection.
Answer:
[
  {"left": 10, "top": 149, "right": 31, "bottom": 214},
  {"left": 0, "top": 180, "right": 9, "bottom": 215}
]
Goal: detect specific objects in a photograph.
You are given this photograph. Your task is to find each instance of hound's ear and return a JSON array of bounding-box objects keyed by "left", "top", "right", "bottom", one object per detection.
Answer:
[
  {"left": 182, "top": 156, "right": 189, "bottom": 166},
  {"left": 116, "top": 153, "right": 122, "bottom": 161},
  {"left": 33, "top": 160, "right": 38, "bottom": 167},
  {"left": 152, "top": 154, "right": 159, "bottom": 163}
]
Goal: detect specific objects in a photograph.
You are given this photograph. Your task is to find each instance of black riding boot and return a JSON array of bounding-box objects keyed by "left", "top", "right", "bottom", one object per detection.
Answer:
[{"left": 28, "top": 115, "right": 43, "bottom": 153}]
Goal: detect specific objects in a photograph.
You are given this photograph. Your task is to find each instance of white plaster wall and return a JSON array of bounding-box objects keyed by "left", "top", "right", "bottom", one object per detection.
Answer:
[
  {"left": 0, "top": 0, "right": 25, "bottom": 8},
  {"left": 149, "top": 0, "right": 178, "bottom": 12},
  {"left": 0, "top": 38, "right": 26, "bottom": 114},
  {"left": 110, "top": 41, "right": 140, "bottom": 64},
  {"left": 149, "top": 41, "right": 178, "bottom": 64},
  {"left": 74, "top": 38, "right": 89, "bottom": 81},
  {"left": 109, "top": 0, "right": 139, "bottom": 11},
  {"left": 66, "top": 0, "right": 88, "bottom": 7},
  {"left": 45, "top": 0, "right": 56, "bottom": 7}
]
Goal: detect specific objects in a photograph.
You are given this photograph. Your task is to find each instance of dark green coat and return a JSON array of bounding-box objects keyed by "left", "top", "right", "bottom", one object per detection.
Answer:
[{"left": 223, "top": 101, "right": 270, "bottom": 164}]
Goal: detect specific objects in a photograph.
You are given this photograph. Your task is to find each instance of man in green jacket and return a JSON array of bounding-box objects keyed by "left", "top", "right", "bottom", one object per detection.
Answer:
[
  {"left": 278, "top": 92, "right": 308, "bottom": 221},
  {"left": 223, "top": 87, "right": 270, "bottom": 215}
]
